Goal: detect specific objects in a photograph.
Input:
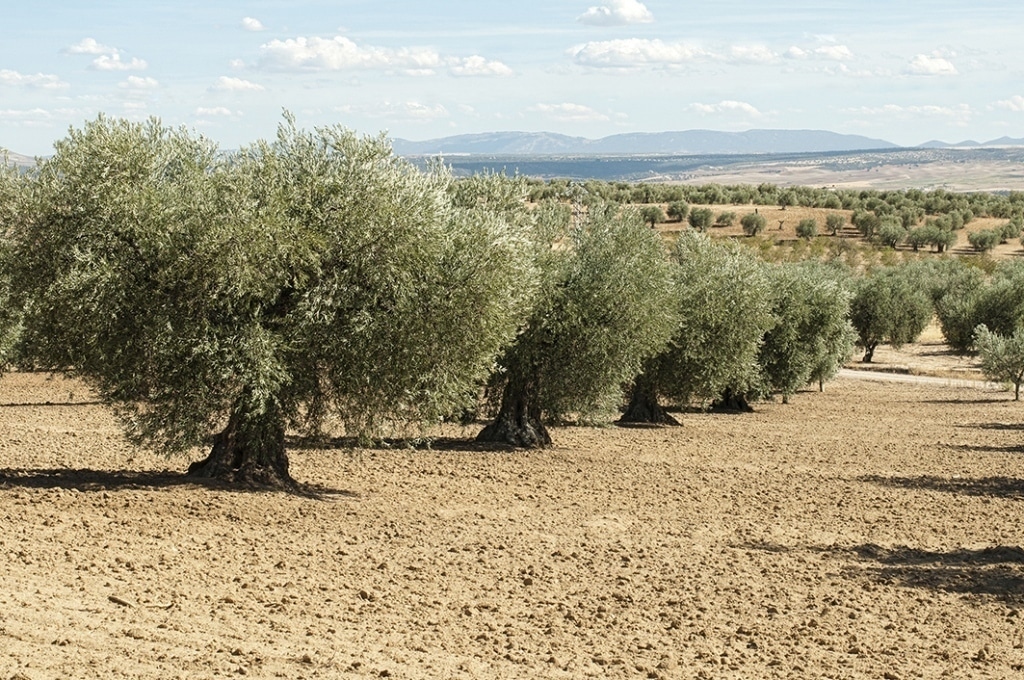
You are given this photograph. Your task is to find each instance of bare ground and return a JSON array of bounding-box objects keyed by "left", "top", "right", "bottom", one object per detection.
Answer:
[{"left": 2, "top": 351, "right": 1024, "bottom": 679}]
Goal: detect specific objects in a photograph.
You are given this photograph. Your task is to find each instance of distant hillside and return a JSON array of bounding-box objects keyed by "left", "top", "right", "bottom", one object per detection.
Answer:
[
  {"left": 3, "top": 150, "right": 36, "bottom": 170},
  {"left": 392, "top": 129, "right": 899, "bottom": 156}
]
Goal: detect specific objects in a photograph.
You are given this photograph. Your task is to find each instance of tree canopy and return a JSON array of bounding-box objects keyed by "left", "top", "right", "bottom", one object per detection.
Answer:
[
  {"left": 7, "top": 115, "right": 536, "bottom": 486},
  {"left": 620, "top": 231, "right": 774, "bottom": 423},
  {"left": 478, "top": 200, "right": 678, "bottom": 446}
]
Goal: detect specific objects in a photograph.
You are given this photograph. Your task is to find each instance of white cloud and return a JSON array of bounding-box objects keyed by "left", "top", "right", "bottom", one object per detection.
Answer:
[
  {"left": 528, "top": 102, "right": 610, "bottom": 122},
  {"left": 577, "top": 0, "right": 654, "bottom": 26},
  {"left": 688, "top": 100, "right": 762, "bottom": 117},
  {"left": 995, "top": 95, "right": 1024, "bottom": 112},
  {"left": 727, "top": 45, "right": 777, "bottom": 64},
  {"left": 907, "top": 54, "right": 957, "bottom": 76},
  {"left": 448, "top": 55, "right": 513, "bottom": 77},
  {"left": 66, "top": 37, "right": 117, "bottom": 55},
  {"left": 229, "top": 59, "right": 246, "bottom": 70},
  {"left": 241, "top": 17, "right": 265, "bottom": 32},
  {"left": 196, "top": 106, "right": 235, "bottom": 116},
  {"left": 815, "top": 45, "right": 854, "bottom": 61},
  {"left": 784, "top": 44, "right": 854, "bottom": 61},
  {"left": 211, "top": 76, "right": 265, "bottom": 92},
  {"left": 258, "top": 36, "right": 441, "bottom": 74},
  {"left": 91, "top": 54, "right": 148, "bottom": 71},
  {"left": 119, "top": 75, "right": 159, "bottom": 89},
  {"left": 569, "top": 39, "right": 708, "bottom": 69},
  {"left": 0, "top": 69, "right": 69, "bottom": 89}
]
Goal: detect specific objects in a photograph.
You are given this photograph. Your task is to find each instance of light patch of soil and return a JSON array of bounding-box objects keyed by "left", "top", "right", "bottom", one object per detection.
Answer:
[{"left": 2, "top": 367, "right": 1024, "bottom": 679}]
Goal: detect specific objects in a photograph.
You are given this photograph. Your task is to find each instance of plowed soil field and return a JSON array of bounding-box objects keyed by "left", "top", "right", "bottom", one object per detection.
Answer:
[{"left": 2, "top": 350, "right": 1024, "bottom": 679}]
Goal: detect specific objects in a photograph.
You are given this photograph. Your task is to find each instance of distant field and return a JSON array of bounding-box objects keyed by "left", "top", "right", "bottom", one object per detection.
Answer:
[{"left": 429, "top": 147, "right": 1024, "bottom": 192}]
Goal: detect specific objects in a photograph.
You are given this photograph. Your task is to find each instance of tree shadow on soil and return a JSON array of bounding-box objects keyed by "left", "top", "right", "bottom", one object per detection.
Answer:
[
  {"left": 847, "top": 544, "right": 1024, "bottom": 604},
  {"left": 0, "top": 467, "right": 356, "bottom": 500},
  {"left": 861, "top": 473, "right": 1024, "bottom": 499},
  {"left": 920, "top": 397, "right": 1009, "bottom": 405},
  {"left": 942, "top": 442, "right": 1024, "bottom": 455},
  {"left": 285, "top": 434, "right": 520, "bottom": 453},
  {"left": 742, "top": 540, "right": 1024, "bottom": 603}
]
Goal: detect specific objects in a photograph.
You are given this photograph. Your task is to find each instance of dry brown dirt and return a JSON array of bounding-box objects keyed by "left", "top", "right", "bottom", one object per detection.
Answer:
[{"left": 2, "top": 349, "right": 1024, "bottom": 679}]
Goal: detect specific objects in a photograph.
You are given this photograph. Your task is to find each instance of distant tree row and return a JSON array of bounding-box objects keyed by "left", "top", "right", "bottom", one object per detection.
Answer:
[{"left": 526, "top": 178, "right": 1024, "bottom": 223}]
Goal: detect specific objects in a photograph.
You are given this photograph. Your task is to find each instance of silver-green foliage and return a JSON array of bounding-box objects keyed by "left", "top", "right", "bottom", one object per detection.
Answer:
[
  {"left": 974, "top": 324, "right": 1024, "bottom": 400},
  {"left": 651, "top": 231, "right": 774, "bottom": 404},
  {"left": 849, "top": 266, "right": 933, "bottom": 361},
  {"left": 496, "top": 201, "right": 678, "bottom": 420},
  {"left": 9, "top": 115, "right": 535, "bottom": 452},
  {"left": 759, "top": 261, "right": 856, "bottom": 401},
  {"left": 0, "top": 154, "right": 24, "bottom": 367}
]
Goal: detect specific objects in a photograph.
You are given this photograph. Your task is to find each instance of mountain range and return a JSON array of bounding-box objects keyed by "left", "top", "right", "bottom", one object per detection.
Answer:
[
  {"left": 7, "top": 130, "right": 1024, "bottom": 165},
  {"left": 391, "top": 129, "right": 1024, "bottom": 156}
]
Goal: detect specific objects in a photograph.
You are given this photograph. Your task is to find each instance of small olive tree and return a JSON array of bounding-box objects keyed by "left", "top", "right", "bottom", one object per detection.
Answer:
[
  {"left": 849, "top": 266, "right": 933, "bottom": 362},
  {"left": 477, "top": 201, "right": 678, "bottom": 447},
  {"left": 741, "top": 212, "right": 767, "bottom": 236},
  {"left": 688, "top": 207, "right": 715, "bottom": 232},
  {"left": 974, "top": 325, "right": 1024, "bottom": 400},
  {"left": 8, "top": 116, "right": 537, "bottom": 487}
]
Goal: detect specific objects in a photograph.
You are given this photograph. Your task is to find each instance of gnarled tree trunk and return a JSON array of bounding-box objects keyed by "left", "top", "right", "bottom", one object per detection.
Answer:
[
  {"left": 188, "top": 397, "right": 293, "bottom": 489},
  {"left": 476, "top": 374, "right": 551, "bottom": 448},
  {"left": 862, "top": 341, "right": 878, "bottom": 363},
  {"left": 618, "top": 373, "right": 679, "bottom": 425}
]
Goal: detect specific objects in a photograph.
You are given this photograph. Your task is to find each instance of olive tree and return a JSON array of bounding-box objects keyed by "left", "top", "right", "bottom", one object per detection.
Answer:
[
  {"left": 8, "top": 116, "right": 536, "bottom": 487},
  {"left": 688, "top": 208, "right": 714, "bottom": 232},
  {"left": 741, "top": 212, "right": 767, "bottom": 236},
  {"left": 477, "top": 201, "right": 678, "bottom": 447},
  {"left": 758, "top": 262, "right": 856, "bottom": 402},
  {"left": 849, "top": 267, "right": 933, "bottom": 362},
  {"left": 974, "top": 324, "right": 1024, "bottom": 400},
  {"left": 620, "top": 231, "right": 774, "bottom": 423}
]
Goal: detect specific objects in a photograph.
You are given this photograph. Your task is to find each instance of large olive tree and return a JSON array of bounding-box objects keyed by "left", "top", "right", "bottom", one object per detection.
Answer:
[
  {"left": 8, "top": 116, "right": 536, "bottom": 487},
  {"left": 620, "top": 232, "right": 774, "bottom": 423},
  {"left": 477, "top": 200, "right": 678, "bottom": 447}
]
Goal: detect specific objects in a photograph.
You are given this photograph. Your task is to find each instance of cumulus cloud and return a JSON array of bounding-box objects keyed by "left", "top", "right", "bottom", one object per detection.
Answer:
[
  {"left": 0, "top": 69, "right": 69, "bottom": 89},
  {"left": 119, "top": 75, "right": 159, "bottom": 89},
  {"left": 569, "top": 38, "right": 707, "bottom": 69},
  {"left": 528, "top": 102, "right": 610, "bottom": 122},
  {"left": 995, "top": 95, "right": 1024, "bottom": 112},
  {"left": 211, "top": 76, "right": 265, "bottom": 92},
  {"left": 241, "top": 17, "right": 265, "bottom": 31},
  {"left": 448, "top": 55, "right": 513, "bottom": 77},
  {"left": 727, "top": 45, "right": 778, "bottom": 64},
  {"left": 258, "top": 36, "right": 441, "bottom": 74},
  {"left": 66, "top": 37, "right": 117, "bottom": 55},
  {"left": 577, "top": 0, "right": 654, "bottom": 26},
  {"left": 907, "top": 54, "right": 957, "bottom": 76},
  {"left": 91, "top": 53, "right": 148, "bottom": 71},
  {"left": 688, "top": 100, "right": 762, "bottom": 117},
  {"left": 784, "top": 44, "right": 854, "bottom": 61},
  {"left": 196, "top": 106, "right": 235, "bottom": 116}
]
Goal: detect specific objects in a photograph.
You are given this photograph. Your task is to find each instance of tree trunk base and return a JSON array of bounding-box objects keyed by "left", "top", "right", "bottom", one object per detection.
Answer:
[
  {"left": 711, "top": 388, "right": 753, "bottom": 413},
  {"left": 187, "top": 408, "right": 295, "bottom": 490},
  {"left": 476, "top": 413, "right": 552, "bottom": 448},
  {"left": 618, "top": 391, "right": 680, "bottom": 426}
]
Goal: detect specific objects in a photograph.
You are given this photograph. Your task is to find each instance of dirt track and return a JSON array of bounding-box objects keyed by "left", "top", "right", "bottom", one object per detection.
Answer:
[{"left": 2, "top": 368, "right": 1024, "bottom": 679}]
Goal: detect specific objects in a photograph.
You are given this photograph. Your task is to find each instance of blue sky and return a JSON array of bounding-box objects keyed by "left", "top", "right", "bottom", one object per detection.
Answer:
[{"left": 3, "top": 0, "right": 1024, "bottom": 155}]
